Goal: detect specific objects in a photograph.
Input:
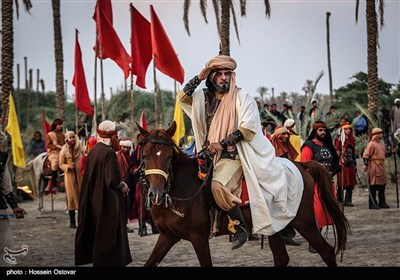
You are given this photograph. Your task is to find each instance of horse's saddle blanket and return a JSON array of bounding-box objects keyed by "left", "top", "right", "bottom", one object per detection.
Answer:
[{"left": 42, "top": 155, "right": 64, "bottom": 178}]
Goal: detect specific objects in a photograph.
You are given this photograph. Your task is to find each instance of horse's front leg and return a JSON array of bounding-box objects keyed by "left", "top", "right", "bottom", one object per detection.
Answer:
[
  {"left": 144, "top": 233, "right": 180, "bottom": 267},
  {"left": 268, "top": 233, "right": 289, "bottom": 267},
  {"left": 191, "top": 234, "right": 212, "bottom": 267}
]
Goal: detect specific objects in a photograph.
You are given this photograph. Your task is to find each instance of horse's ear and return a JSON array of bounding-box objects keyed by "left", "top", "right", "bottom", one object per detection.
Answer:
[
  {"left": 136, "top": 122, "right": 149, "bottom": 137},
  {"left": 166, "top": 121, "right": 177, "bottom": 138}
]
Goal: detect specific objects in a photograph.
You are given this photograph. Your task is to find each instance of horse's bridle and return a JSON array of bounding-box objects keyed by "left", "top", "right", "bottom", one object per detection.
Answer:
[{"left": 138, "top": 135, "right": 212, "bottom": 218}]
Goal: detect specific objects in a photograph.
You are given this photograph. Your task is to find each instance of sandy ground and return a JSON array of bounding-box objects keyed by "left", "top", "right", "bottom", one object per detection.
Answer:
[{"left": 3, "top": 174, "right": 400, "bottom": 269}]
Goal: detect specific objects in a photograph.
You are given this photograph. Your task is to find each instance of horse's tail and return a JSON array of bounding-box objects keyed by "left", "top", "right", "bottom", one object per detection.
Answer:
[
  {"left": 29, "top": 161, "right": 38, "bottom": 199},
  {"left": 302, "top": 160, "right": 351, "bottom": 257}
]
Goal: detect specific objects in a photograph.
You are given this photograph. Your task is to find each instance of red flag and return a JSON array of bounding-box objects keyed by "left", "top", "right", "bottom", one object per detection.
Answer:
[
  {"left": 73, "top": 29, "right": 94, "bottom": 116},
  {"left": 130, "top": 4, "right": 152, "bottom": 89},
  {"left": 41, "top": 110, "right": 51, "bottom": 151},
  {"left": 93, "top": 0, "right": 113, "bottom": 59},
  {"left": 140, "top": 108, "right": 148, "bottom": 131},
  {"left": 94, "top": 4, "right": 131, "bottom": 79},
  {"left": 150, "top": 5, "right": 184, "bottom": 84}
]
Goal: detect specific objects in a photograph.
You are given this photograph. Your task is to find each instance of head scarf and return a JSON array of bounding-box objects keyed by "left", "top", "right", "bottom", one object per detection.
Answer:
[
  {"left": 97, "top": 120, "right": 120, "bottom": 151},
  {"left": 284, "top": 118, "right": 298, "bottom": 135},
  {"left": 205, "top": 55, "right": 240, "bottom": 162},
  {"left": 119, "top": 138, "right": 133, "bottom": 148},
  {"left": 369, "top": 127, "right": 383, "bottom": 142},
  {"left": 340, "top": 121, "right": 351, "bottom": 130},
  {"left": 312, "top": 121, "right": 327, "bottom": 130},
  {"left": 271, "top": 126, "right": 298, "bottom": 160}
]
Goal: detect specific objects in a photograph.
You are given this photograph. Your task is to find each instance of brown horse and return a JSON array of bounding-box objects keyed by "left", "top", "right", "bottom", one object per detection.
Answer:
[{"left": 137, "top": 121, "right": 350, "bottom": 267}]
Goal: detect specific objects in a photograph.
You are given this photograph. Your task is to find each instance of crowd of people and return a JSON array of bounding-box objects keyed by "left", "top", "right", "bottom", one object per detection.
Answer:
[{"left": 1, "top": 54, "right": 399, "bottom": 267}]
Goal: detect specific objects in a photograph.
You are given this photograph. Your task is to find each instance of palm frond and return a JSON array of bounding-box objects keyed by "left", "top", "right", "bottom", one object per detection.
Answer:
[
  {"left": 355, "top": 0, "right": 360, "bottom": 24},
  {"left": 240, "top": 0, "right": 246, "bottom": 16},
  {"left": 355, "top": 103, "right": 378, "bottom": 129},
  {"left": 200, "top": 0, "right": 208, "bottom": 23},
  {"left": 212, "top": 0, "right": 221, "bottom": 38},
  {"left": 379, "top": 0, "right": 385, "bottom": 30},
  {"left": 230, "top": 0, "right": 241, "bottom": 45},
  {"left": 264, "top": 0, "right": 271, "bottom": 18},
  {"left": 183, "top": 0, "right": 191, "bottom": 36}
]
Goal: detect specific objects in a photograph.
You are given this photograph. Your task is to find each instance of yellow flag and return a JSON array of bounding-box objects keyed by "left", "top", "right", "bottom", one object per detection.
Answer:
[
  {"left": 172, "top": 95, "right": 185, "bottom": 146},
  {"left": 5, "top": 93, "right": 26, "bottom": 168}
]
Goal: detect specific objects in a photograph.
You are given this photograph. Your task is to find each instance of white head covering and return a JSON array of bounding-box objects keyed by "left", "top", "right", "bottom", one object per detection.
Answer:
[
  {"left": 395, "top": 98, "right": 400, "bottom": 104},
  {"left": 119, "top": 139, "right": 133, "bottom": 148},
  {"left": 97, "top": 120, "right": 116, "bottom": 146},
  {"left": 284, "top": 119, "right": 295, "bottom": 128}
]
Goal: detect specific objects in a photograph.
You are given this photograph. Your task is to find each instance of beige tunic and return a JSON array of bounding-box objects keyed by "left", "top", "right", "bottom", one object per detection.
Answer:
[
  {"left": 362, "top": 140, "right": 387, "bottom": 185},
  {"left": 59, "top": 137, "right": 83, "bottom": 210}
]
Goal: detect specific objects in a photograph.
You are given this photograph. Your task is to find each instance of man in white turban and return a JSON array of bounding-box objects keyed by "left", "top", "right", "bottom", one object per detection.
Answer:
[
  {"left": 178, "top": 54, "right": 303, "bottom": 251},
  {"left": 75, "top": 120, "right": 132, "bottom": 267}
]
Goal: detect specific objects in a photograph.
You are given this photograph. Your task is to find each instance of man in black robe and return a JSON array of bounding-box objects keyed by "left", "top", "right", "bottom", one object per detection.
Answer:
[{"left": 75, "top": 120, "right": 132, "bottom": 267}]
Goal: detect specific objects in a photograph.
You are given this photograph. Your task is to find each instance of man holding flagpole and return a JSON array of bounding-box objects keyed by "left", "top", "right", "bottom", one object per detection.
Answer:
[{"left": 2, "top": 92, "right": 27, "bottom": 266}]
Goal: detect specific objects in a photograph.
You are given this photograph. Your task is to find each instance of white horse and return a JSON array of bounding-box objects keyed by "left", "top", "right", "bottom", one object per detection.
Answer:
[{"left": 29, "top": 152, "right": 51, "bottom": 212}]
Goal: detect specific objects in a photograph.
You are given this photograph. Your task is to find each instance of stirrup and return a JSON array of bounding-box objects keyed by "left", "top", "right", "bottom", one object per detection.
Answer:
[{"left": 231, "top": 225, "right": 249, "bottom": 250}]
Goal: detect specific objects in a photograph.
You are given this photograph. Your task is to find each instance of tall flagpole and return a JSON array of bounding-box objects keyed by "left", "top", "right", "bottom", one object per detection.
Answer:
[
  {"left": 93, "top": 14, "right": 98, "bottom": 135},
  {"left": 129, "top": 4, "right": 135, "bottom": 137},
  {"left": 153, "top": 59, "right": 159, "bottom": 128}
]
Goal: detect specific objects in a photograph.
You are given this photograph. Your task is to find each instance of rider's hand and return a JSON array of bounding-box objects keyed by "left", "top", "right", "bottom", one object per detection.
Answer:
[
  {"left": 207, "top": 142, "right": 223, "bottom": 154},
  {"left": 198, "top": 67, "right": 211, "bottom": 81},
  {"left": 13, "top": 206, "right": 27, "bottom": 219}
]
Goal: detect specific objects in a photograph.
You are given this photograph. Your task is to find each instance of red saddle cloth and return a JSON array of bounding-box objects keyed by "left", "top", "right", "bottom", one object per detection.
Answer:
[
  {"left": 42, "top": 156, "right": 64, "bottom": 177},
  {"left": 240, "top": 179, "right": 250, "bottom": 207},
  {"left": 42, "top": 156, "right": 52, "bottom": 177}
]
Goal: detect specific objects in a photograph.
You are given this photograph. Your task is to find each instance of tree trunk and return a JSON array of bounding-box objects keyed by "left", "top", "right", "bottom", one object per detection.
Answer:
[
  {"left": 1, "top": 0, "right": 14, "bottom": 127},
  {"left": 366, "top": 0, "right": 378, "bottom": 124},
  {"left": 326, "top": 12, "right": 333, "bottom": 106},
  {"left": 220, "top": 0, "right": 230, "bottom": 56},
  {"left": 52, "top": 0, "right": 65, "bottom": 120}
]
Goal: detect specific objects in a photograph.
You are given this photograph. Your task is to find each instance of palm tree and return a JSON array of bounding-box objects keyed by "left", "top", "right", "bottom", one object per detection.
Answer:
[
  {"left": 52, "top": 0, "right": 65, "bottom": 120},
  {"left": 183, "top": 0, "right": 271, "bottom": 56},
  {"left": 256, "top": 86, "right": 268, "bottom": 105},
  {"left": 302, "top": 71, "right": 324, "bottom": 105},
  {"left": 355, "top": 0, "right": 385, "bottom": 121},
  {"left": 1, "top": 0, "right": 32, "bottom": 127}
]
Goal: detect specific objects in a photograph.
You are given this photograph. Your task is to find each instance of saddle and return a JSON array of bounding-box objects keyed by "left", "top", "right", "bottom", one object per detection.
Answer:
[
  {"left": 42, "top": 156, "right": 52, "bottom": 178},
  {"left": 42, "top": 155, "right": 64, "bottom": 178}
]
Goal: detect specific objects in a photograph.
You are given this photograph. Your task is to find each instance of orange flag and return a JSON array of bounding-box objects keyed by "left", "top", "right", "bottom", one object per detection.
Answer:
[
  {"left": 150, "top": 5, "right": 184, "bottom": 84},
  {"left": 73, "top": 29, "right": 93, "bottom": 116},
  {"left": 94, "top": 4, "right": 131, "bottom": 79},
  {"left": 130, "top": 4, "right": 152, "bottom": 89}
]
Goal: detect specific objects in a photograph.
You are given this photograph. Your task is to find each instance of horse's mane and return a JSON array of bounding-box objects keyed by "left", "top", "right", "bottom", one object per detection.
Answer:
[{"left": 142, "top": 128, "right": 191, "bottom": 161}]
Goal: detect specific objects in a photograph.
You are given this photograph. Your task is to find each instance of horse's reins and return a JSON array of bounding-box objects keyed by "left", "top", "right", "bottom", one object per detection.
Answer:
[{"left": 139, "top": 136, "right": 213, "bottom": 217}]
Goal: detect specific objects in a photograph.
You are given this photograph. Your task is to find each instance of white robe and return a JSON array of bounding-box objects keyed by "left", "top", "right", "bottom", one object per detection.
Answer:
[{"left": 180, "top": 89, "right": 304, "bottom": 235}]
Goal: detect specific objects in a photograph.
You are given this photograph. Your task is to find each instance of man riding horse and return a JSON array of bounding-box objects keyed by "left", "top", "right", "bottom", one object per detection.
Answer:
[{"left": 178, "top": 54, "right": 304, "bottom": 250}]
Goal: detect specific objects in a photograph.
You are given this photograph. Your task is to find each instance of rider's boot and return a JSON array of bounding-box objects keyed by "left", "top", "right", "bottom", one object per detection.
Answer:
[
  {"left": 227, "top": 204, "right": 249, "bottom": 250},
  {"left": 45, "top": 171, "right": 58, "bottom": 195},
  {"left": 69, "top": 210, "right": 77, "bottom": 228}
]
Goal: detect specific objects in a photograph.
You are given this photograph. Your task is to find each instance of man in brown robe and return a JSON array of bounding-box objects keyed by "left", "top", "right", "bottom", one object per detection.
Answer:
[{"left": 75, "top": 120, "right": 132, "bottom": 267}]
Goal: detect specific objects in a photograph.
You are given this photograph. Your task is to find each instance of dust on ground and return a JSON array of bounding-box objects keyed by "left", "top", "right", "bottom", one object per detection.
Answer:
[{"left": 5, "top": 176, "right": 400, "bottom": 267}]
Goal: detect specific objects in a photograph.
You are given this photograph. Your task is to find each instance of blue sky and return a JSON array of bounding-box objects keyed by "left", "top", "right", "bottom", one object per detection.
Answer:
[{"left": 13, "top": 0, "right": 399, "bottom": 103}]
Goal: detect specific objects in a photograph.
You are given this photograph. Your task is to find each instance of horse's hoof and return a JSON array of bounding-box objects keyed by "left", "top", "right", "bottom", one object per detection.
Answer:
[{"left": 70, "top": 223, "right": 77, "bottom": 229}]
